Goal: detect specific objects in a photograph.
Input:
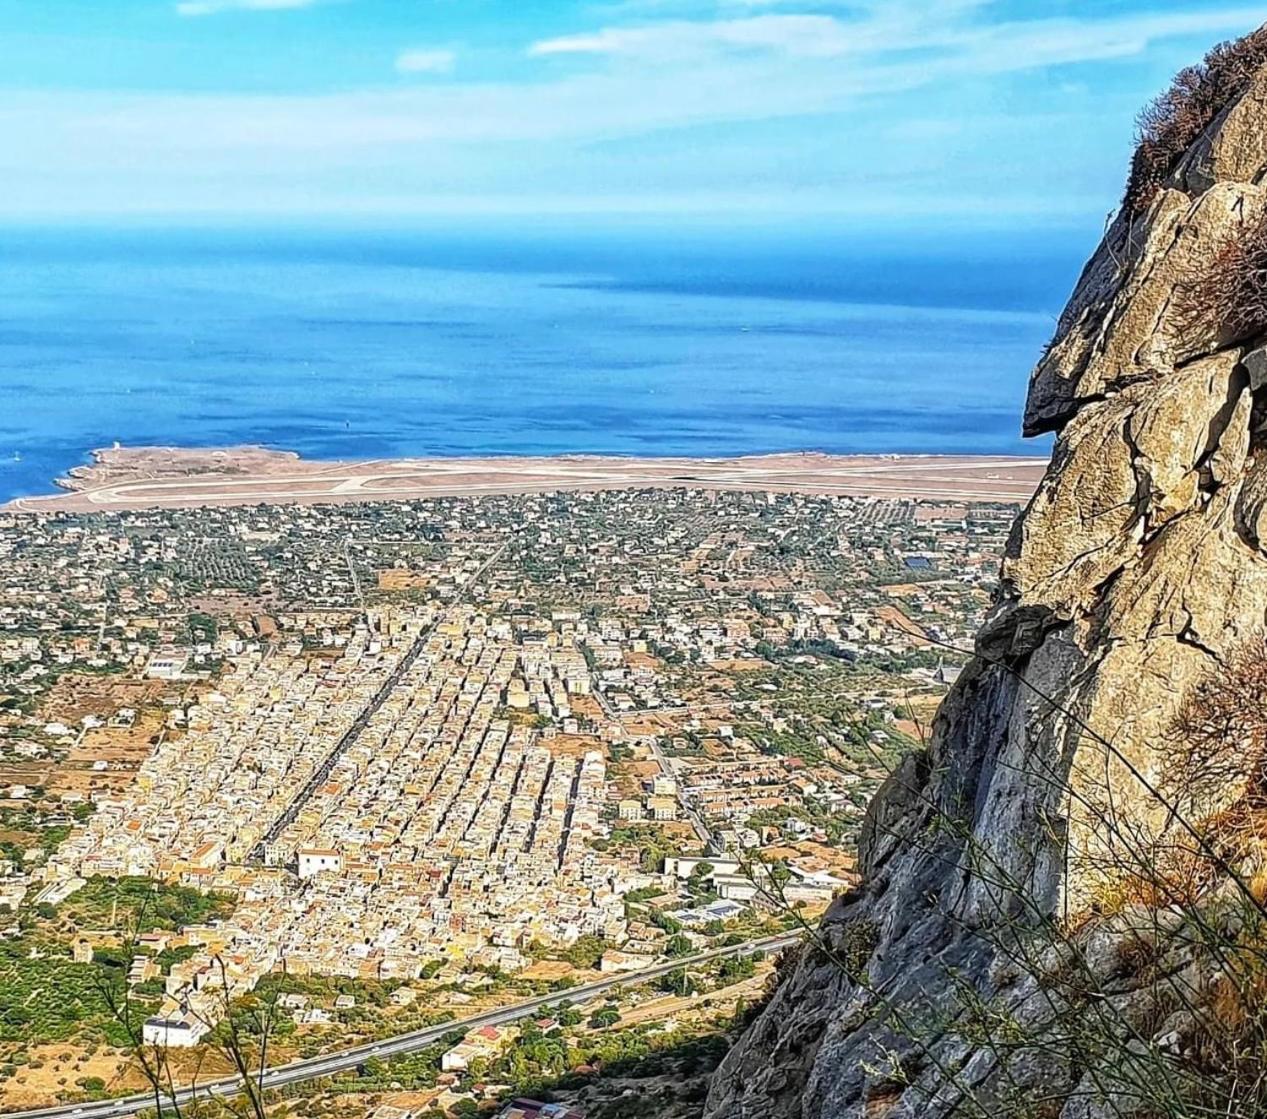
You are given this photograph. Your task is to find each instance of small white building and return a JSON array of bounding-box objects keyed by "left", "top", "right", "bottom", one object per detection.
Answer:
[
  {"left": 646, "top": 796, "right": 676, "bottom": 821},
  {"left": 663, "top": 856, "right": 742, "bottom": 880},
  {"left": 142, "top": 1011, "right": 210, "bottom": 1047},
  {"left": 296, "top": 847, "right": 342, "bottom": 879},
  {"left": 145, "top": 652, "right": 190, "bottom": 680},
  {"left": 441, "top": 1026, "right": 506, "bottom": 1072}
]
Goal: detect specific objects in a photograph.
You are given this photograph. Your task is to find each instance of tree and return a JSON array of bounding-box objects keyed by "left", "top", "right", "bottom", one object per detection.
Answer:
[
  {"left": 648, "top": 909, "right": 682, "bottom": 935},
  {"left": 688, "top": 861, "right": 715, "bottom": 885},
  {"left": 561, "top": 934, "right": 606, "bottom": 970},
  {"left": 717, "top": 954, "right": 756, "bottom": 983},
  {"left": 657, "top": 969, "right": 695, "bottom": 997},
  {"left": 665, "top": 934, "right": 694, "bottom": 958}
]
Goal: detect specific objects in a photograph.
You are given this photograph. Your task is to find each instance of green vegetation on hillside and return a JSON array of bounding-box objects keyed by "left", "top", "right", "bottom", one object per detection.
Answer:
[{"left": 43, "top": 876, "right": 235, "bottom": 934}]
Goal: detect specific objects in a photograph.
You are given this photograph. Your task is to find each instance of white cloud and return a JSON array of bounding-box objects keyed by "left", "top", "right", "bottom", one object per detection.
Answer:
[
  {"left": 175, "top": 0, "right": 319, "bottom": 16},
  {"left": 7, "top": 0, "right": 1267, "bottom": 216},
  {"left": 530, "top": 15, "right": 852, "bottom": 60},
  {"left": 9, "top": 6, "right": 1261, "bottom": 158},
  {"left": 532, "top": 4, "right": 1264, "bottom": 69},
  {"left": 396, "top": 49, "right": 457, "bottom": 75}
]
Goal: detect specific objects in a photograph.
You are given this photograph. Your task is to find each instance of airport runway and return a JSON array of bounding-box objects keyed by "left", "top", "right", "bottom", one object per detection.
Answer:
[{"left": 6, "top": 452, "right": 1048, "bottom": 512}]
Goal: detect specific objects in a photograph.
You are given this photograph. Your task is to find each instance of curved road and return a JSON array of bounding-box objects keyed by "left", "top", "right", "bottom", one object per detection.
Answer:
[{"left": 5, "top": 933, "right": 801, "bottom": 1119}]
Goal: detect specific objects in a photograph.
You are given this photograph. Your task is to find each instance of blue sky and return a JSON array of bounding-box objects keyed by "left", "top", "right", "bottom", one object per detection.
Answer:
[{"left": 0, "top": 0, "right": 1262, "bottom": 224}]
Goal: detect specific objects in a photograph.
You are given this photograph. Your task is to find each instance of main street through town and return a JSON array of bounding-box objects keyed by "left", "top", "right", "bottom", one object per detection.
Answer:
[
  {"left": 4, "top": 933, "right": 802, "bottom": 1119},
  {"left": 249, "top": 539, "right": 509, "bottom": 863}
]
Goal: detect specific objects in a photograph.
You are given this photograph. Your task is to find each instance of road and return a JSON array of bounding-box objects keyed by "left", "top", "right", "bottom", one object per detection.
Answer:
[
  {"left": 3, "top": 933, "right": 801, "bottom": 1119},
  {"left": 646, "top": 735, "right": 713, "bottom": 848},
  {"left": 248, "top": 627, "right": 431, "bottom": 861},
  {"left": 248, "top": 539, "right": 508, "bottom": 862},
  {"left": 588, "top": 672, "right": 714, "bottom": 848}
]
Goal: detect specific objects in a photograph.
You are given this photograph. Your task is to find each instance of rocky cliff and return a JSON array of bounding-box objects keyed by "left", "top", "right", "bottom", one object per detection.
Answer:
[{"left": 705, "top": 27, "right": 1267, "bottom": 1119}]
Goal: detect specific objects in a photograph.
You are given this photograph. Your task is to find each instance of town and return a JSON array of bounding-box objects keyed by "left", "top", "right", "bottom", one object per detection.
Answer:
[{"left": 0, "top": 485, "right": 1019, "bottom": 1115}]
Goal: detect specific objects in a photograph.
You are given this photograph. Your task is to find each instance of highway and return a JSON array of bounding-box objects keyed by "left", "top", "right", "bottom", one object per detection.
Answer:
[{"left": 3, "top": 933, "right": 800, "bottom": 1119}]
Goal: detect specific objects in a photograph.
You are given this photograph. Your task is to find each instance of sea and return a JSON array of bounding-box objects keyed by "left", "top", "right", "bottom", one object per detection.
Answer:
[{"left": 0, "top": 221, "right": 1087, "bottom": 504}]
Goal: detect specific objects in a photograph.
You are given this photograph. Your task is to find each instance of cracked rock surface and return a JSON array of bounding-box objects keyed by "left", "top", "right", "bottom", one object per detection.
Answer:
[{"left": 704, "top": 43, "right": 1267, "bottom": 1119}]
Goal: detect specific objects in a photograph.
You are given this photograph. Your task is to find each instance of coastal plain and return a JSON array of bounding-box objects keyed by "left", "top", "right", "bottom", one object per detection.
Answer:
[
  {"left": 5, "top": 447, "right": 1048, "bottom": 512},
  {"left": 0, "top": 453, "right": 1030, "bottom": 1115}
]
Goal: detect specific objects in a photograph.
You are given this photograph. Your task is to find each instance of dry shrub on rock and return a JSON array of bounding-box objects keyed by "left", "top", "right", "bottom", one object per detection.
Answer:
[
  {"left": 1166, "top": 636, "right": 1267, "bottom": 811},
  {"left": 1174, "top": 212, "right": 1267, "bottom": 341},
  {"left": 1126, "top": 25, "right": 1267, "bottom": 213}
]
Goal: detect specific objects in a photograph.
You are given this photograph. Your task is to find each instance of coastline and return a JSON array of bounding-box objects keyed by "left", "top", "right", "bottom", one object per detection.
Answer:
[{"left": 3, "top": 445, "right": 1049, "bottom": 513}]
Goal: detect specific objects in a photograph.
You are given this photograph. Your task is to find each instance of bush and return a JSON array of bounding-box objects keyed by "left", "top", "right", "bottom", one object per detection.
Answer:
[
  {"left": 1165, "top": 635, "right": 1267, "bottom": 807},
  {"left": 590, "top": 1006, "right": 621, "bottom": 1029},
  {"left": 1175, "top": 212, "right": 1267, "bottom": 340},
  {"left": 1126, "top": 26, "right": 1267, "bottom": 213}
]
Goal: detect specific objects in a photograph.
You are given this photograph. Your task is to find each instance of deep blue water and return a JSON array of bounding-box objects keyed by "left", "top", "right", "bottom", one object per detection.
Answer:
[{"left": 0, "top": 223, "right": 1082, "bottom": 502}]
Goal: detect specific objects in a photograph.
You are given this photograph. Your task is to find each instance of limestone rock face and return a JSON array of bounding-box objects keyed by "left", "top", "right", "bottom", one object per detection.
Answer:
[{"left": 704, "top": 42, "right": 1267, "bottom": 1119}]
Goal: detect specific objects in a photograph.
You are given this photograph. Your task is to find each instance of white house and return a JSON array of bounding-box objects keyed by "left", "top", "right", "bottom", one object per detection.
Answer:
[
  {"left": 142, "top": 1011, "right": 210, "bottom": 1047},
  {"left": 296, "top": 847, "right": 342, "bottom": 879}
]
